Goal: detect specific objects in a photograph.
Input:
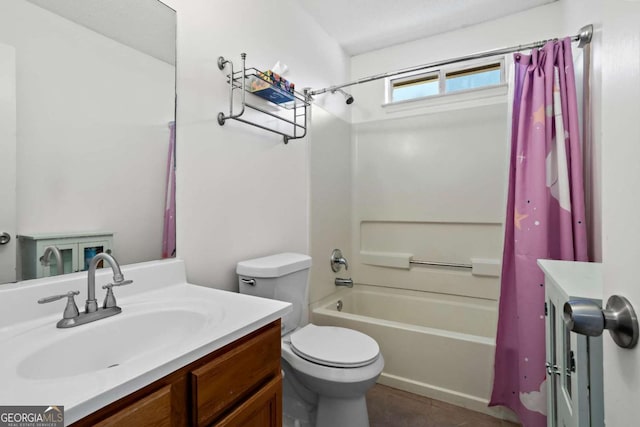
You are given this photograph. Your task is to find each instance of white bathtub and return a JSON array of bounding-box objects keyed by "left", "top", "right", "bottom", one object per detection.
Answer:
[{"left": 311, "top": 285, "right": 513, "bottom": 420}]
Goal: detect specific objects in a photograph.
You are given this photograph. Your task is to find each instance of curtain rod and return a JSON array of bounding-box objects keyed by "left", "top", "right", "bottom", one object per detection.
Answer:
[{"left": 309, "top": 24, "right": 593, "bottom": 96}]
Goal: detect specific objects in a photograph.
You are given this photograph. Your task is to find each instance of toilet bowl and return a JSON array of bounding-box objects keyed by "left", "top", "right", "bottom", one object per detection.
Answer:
[
  {"left": 236, "top": 253, "right": 384, "bottom": 427},
  {"left": 282, "top": 325, "right": 384, "bottom": 427}
]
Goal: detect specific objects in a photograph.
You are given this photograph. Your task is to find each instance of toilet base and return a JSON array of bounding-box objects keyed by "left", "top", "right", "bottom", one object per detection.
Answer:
[
  {"left": 281, "top": 341, "right": 384, "bottom": 427},
  {"left": 316, "top": 395, "right": 370, "bottom": 427}
]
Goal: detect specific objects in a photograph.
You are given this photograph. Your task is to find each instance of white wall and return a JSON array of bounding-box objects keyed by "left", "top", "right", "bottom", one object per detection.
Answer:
[
  {"left": 1, "top": 0, "right": 175, "bottom": 269},
  {"left": 308, "top": 107, "right": 351, "bottom": 304},
  {"left": 171, "top": 0, "right": 350, "bottom": 290}
]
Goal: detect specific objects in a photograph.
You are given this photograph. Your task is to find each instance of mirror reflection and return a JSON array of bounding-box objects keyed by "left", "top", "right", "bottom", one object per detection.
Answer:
[{"left": 0, "top": 0, "right": 176, "bottom": 284}]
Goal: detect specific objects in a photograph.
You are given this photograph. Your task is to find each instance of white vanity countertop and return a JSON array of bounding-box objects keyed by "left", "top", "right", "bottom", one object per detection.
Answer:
[
  {"left": 0, "top": 258, "right": 291, "bottom": 425},
  {"left": 537, "top": 259, "right": 603, "bottom": 300}
]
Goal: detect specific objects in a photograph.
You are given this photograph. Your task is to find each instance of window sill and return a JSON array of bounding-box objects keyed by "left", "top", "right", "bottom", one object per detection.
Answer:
[{"left": 382, "top": 84, "right": 508, "bottom": 116}]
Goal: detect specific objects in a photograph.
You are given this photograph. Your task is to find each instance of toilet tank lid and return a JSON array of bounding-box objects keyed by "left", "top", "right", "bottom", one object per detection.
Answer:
[{"left": 236, "top": 253, "right": 312, "bottom": 278}]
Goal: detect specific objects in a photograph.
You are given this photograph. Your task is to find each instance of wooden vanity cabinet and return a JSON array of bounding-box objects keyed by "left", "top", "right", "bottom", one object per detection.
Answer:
[{"left": 72, "top": 320, "right": 282, "bottom": 427}]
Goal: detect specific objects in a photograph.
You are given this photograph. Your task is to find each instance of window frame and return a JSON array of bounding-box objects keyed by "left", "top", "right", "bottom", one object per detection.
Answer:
[
  {"left": 384, "top": 57, "right": 506, "bottom": 105},
  {"left": 386, "top": 70, "right": 440, "bottom": 103}
]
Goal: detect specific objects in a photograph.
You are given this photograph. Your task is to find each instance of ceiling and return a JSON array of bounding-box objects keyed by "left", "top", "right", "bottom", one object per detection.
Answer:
[
  {"left": 25, "top": 0, "right": 176, "bottom": 65},
  {"left": 298, "top": 0, "right": 557, "bottom": 56}
]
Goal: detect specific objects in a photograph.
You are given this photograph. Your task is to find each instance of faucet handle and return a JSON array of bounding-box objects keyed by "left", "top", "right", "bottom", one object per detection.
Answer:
[
  {"left": 102, "top": 280, "right": 133, "bottom": 309},
  {"left": 38, "top": 291, "right": 80, "bottom": 319},
  {"left": 330, "top": 249, "right": 349, "bottom": 272},
  {"left": 38, "top": 290, "right": 79, "bottom": 304},
  {"left": 102, "top": 279, "right": 133, "bottom": 290}
]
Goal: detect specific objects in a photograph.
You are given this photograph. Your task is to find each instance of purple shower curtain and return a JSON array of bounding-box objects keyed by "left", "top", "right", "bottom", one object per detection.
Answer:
[
  {"left": 489, "top": 38, "right": 588, "bottom": 426},
  {"left": 162, "top": 121, "right": 176, "bottom": 258}
]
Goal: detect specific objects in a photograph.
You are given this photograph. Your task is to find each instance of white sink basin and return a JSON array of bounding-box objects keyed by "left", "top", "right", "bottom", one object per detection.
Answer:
[{"left": 17, "top": 308, "right": 210, "bottom": 380}]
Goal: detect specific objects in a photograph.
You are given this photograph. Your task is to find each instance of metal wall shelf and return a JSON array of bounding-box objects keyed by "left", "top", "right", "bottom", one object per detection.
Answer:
[{"left": 217, "top": 53, "right": 309, "bottom": 144}]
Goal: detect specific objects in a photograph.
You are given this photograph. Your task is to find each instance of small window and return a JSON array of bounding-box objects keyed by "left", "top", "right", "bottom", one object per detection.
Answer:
[
  {"left": 387, "top": 60, "right": 504, "bottom": 104},
  {"left": 445, "top": 63, "right": 502, "bottom": 93},
  {"left": 391, "top": 73, "right": 438, "bottom": 102}
]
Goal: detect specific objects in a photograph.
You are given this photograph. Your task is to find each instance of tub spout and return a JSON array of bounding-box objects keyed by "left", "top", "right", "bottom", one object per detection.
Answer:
[{"left": 335, "top": 277, "right": 353, "bottom": 288}]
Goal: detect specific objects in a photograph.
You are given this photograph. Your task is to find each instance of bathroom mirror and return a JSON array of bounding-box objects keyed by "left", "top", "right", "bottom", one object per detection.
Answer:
[{"left": 0, "top": 0, "right": 176, "bottom": 284}]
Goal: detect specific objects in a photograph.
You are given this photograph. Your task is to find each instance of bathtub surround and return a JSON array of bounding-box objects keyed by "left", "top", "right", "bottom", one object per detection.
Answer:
[
  {"left": 490, "top": 39, "right": 588, "bottom": 426},
  {"left": 352, "top": 106, "right": 508, "bottom": 299},
  {"left": 342, "top": 100, "right": 508, "bottom": 414}
]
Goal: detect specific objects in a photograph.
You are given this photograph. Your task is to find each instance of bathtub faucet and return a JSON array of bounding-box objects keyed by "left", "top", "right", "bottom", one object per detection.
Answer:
[{"left": 335, "top": 278, "right": 353, "bottom": 288}]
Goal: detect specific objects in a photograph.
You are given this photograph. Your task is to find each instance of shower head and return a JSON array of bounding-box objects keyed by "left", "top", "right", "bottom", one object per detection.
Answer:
[{"left": 332, "top": 88, "right": 354, "bottom": 105}]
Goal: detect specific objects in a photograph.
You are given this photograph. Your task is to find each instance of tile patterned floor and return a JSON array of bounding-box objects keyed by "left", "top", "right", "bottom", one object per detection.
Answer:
[{"left": 366, "top": 384, "right": 520, "bottom": 427}]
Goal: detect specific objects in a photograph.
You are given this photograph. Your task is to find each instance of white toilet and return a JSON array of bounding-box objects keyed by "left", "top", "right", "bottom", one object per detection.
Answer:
[{"left": 237, "top": 253, "right": 384, "bottom": 427}]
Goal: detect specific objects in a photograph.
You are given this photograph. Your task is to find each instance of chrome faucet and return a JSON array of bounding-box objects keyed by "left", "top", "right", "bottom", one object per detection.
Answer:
[
  {"left": 330, "top": 249, "right": 349, "bottom": 272},
  {"left": 38, "top": 253, "right": 133, "bottom": 328},
  {"left": 335, "top": 278, "right": 353, "bottom": 288},
  {"left": 40, "top": 246, "right": 64, "bottom": 275},
  {"left": 86, "top": 253, "right": 131, "bottom": 313}
]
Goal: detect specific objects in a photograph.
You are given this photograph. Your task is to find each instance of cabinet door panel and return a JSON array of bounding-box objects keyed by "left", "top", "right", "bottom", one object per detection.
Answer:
[
  {"left": 215, "top": 375, "right": 282, "bottom": 427},
  {"left": 190, "top": 322, "right": 280, "bottom": 426},
  {"left": 93, "top": 385, "right": 172, "bottom": 427}
]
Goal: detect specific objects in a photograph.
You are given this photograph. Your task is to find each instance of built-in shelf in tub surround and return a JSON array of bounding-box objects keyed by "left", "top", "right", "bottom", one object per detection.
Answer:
[
  {"left": 0, "top": 258, "right": 291, "bottom": 425},
  {"left": 360, "top": 250, "right": 501, "bottom": 276}
]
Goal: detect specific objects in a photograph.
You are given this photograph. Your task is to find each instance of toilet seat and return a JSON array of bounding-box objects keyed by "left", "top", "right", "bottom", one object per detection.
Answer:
[{"left": 289, "top": 324, "right": 380, "bottom": 368}]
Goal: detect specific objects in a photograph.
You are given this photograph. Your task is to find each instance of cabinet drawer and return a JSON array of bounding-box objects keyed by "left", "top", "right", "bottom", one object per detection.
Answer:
[
  {"left": 191, "top": 322, "right": 281, "bottom": 426},
  {"left": 93, "top": 384, "right": 172, "bottom": 427},
  {"left": 215, "top": 375, "right": 282, "bottom": 427}
]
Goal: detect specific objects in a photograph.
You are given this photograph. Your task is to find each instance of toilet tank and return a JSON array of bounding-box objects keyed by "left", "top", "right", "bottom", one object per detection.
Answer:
[{"left": 236, "top": 253, "right": 312, "bottom": 335}]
